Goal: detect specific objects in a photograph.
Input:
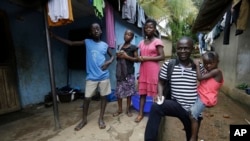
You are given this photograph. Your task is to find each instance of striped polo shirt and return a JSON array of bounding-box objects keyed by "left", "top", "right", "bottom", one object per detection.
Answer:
[{"left": 160, "top": 59, "right": 203, "bottom": 111}]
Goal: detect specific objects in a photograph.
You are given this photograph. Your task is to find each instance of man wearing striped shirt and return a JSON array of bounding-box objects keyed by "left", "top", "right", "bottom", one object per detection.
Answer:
[{"left": 145, "top": 36, "right": 203, "bottom": 141}]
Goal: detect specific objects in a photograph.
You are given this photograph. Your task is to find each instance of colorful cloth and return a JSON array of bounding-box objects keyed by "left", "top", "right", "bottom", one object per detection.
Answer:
[
  {"left": 115, "top": 74, "right": 136, "bottom": 98},
  {"left": 47, "top": 0, "right": 74, "bottom": 26},
  {"left": 105, "top": 2, "right": 116, "bottom": 48},
  {"left": 93, "top": 0, "right": 104, "bottom": 19}
]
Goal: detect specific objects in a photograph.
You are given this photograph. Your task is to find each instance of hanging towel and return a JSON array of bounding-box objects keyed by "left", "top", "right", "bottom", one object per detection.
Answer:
[
  {"left": 122, "top": 0, "right": 136, "bottom": 24},
  {"left": 232, "top": 0, "right": 249, "bottom": 35},
  {"left": 93, "top": 0, "right": 104, "bottom": 19},
  {"left": 137, "top": 4, "right": 146, "bottom": 28},
  {"left": 105, "top": 2, "right": 116, "bottom": 48},
  {"left": 47, "top": 0, "right": 74, "bottom": 26}
]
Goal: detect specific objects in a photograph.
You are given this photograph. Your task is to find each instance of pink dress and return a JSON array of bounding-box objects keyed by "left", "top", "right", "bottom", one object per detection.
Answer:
[
  {"left": 198, "top": 77, "right": 224, "bottom": 106},
  {"left": 138, "top": 38, "right": 164, "bottom": 96}
]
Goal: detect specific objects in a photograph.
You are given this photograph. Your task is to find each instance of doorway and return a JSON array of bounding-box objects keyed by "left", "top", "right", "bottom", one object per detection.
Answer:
[{"left": 0, "top": 10, "right": 20, "bottom": 115}]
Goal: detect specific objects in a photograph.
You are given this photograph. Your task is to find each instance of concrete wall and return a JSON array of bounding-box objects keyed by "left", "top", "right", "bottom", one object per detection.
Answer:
[
  {"left": 161, "top": 36, "right": 172, "bottom": 57},
  {"left": 214, "top": 19, "right": 250, "bottom": 88},
  {"left": 0, "top": 1, "right": 68, "bottom": 106},
  {"left": 213, "top": 11, "right": 250, "bottom": 107}
]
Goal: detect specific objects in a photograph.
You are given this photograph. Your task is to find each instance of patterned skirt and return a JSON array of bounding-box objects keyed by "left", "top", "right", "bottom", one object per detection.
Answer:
[{"left": 115, "top": 74, "right": 136, "bottom": 99}]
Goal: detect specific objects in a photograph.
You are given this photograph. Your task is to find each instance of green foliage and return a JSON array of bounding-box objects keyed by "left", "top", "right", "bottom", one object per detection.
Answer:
[
  {"left": 236, "top": 83, "right": 249, "bottom": 90},
  {"left": 139, "top": 0, "right": 199, "bottom": 57},
  {"left": 140, "top": 0, "right": 170, "bottom": 19}
]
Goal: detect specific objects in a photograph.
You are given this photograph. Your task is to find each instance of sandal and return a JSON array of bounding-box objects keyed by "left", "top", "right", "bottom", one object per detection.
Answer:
[
  {"left": 134, "top": 115, "right": 144, "bottom": 123},
  {"left": 74, "top": 121, "right": 87, "bottom": 131},
  {"left": 98, "top": 119, "right": 106, "bottom": 129},
  {"left": 113, "top": 110, "right": 122, "bottom": 117}
]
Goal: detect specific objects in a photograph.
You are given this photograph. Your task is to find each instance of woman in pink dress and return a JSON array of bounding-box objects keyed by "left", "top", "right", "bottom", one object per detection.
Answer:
[{"left": 135, "top": 19, "right": 165, "bottom": 122}]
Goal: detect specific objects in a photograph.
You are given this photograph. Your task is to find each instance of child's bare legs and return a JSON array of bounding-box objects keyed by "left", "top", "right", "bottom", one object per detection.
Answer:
[
  {"left": 189, "top": 115, "right": 199, "bottom": 141},
  {"left": 113, "top": 98, "right": 123, "bottom": 116},
  {"left": 126, "top": 96, "right": 132, "bottom": 117},
  {"left": 98, "top": 96, "right": 107, "bottom": 129},
  {"left": 74, "top": 98, "right": 91, "bottom": 131},
  {"left": 135, "top": 95, "right": 146, "bottom": 122}
]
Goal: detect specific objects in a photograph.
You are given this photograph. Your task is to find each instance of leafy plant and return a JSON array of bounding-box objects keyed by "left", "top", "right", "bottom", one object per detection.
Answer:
[{"left": 236, "top": 83, "right": 248, "bottom": 90}]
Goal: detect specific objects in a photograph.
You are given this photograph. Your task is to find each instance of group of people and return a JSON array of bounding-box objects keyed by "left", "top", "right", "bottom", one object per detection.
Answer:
[{"left": 50, "top": 18, "right": 223, "bottom": 141}]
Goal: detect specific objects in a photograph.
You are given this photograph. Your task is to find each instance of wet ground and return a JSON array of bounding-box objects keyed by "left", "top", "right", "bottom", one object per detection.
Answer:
[{"left": 0, "top": 91, "right": 250, "bottom": 141}]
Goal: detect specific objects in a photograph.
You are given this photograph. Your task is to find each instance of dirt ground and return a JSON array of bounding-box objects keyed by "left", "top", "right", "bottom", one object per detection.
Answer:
[
  {"left": 0, "top": 91, "right": 250, "bottom": 141},
  {"left": 163, "top": 91, "right": 250, "bottom": 141}
]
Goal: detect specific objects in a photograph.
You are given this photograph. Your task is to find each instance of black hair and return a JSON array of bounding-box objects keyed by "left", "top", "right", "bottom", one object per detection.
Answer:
[
  {"left": 144, "top": 18, "right": 160, "bottom": 38},
  {"left": 126, "top": 29, "right": 134, "bottom": 38},
  {"left": 203, "top": 51, "right": 219, "bottom": 61},
  {"left": 178, "top": 36, "right": 194, "bottom": 47},
  {"left": 145, "top": 18, "right": 157, "bottom": 28}
]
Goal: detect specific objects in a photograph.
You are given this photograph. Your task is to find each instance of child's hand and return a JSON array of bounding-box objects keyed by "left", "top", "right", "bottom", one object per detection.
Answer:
[
  {"left": 138, "top": 56, "right": 144, "bottom": 62},
  {"left": 194, "top": 59, "right": 201, "bottom": 66},
  {"left": 101, "top": 61, "right": 110, "bottom": 70},
  {"left": 116, "top": 52, "right": 122, "bottom": 58},
  {"left": 118, "top": 51, "right": 128, "bottom": 59}
]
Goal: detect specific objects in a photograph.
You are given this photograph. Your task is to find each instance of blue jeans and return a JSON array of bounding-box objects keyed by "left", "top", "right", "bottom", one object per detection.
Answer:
[
  {"left": 144, "top": 99, "right": 202, "bottom": 141},
  {"left": 190, "top": 97, "right": 205, "bottom": 120}
]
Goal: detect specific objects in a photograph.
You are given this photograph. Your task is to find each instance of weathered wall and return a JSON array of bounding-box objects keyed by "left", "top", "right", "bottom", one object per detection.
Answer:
[
  {"left": 213, "top": 26, "right": 238, "bottom": 89},
  {"left": 0, "top": 0, "right": 144, "bottom": 107},
  {"left": 161, "top": 37, "right": 172, "bottom": 57},
  {"left": 214, "top": 17, "right": 250, "bottom": 89},
  {"left": 0, "top": 1, "right": 68, "bottom": 106},
  {"left": 213, "top": 11, "right": 250, "bottom": 107}
]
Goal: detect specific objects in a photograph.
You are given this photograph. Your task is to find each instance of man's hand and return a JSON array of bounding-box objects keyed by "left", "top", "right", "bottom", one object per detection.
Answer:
[{"left": 153, "top": 95, "right": 165, "bottom": 105}]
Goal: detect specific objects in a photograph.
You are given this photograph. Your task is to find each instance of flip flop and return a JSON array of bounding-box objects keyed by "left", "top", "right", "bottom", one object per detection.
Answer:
[
  {"left": 113, "top": 111, "right": 122, "bottom": 117},
  {"left": 134, "top": 115, "right": 144, "bottom": 123},
  {"left": 74, "top": 121, "right": 87, "bottom": 131},
  {"left": 98, "top": 120, "right": 106, "bottom": 129}
]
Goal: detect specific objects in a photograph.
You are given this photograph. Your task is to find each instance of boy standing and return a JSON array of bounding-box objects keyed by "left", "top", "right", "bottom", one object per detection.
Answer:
[{"left": 50, "top": 23, "right": 114, "bottom": 130}]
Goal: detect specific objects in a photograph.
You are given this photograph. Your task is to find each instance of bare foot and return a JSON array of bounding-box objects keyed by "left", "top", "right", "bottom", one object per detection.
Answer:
[
  {"left": 126, "top": 110, "right": 133, "bottom": 117},
  {"left": 74, "top": 121, "right": 87, "bottom": 131},
  {"left": 98, "top": 119, "right": 106, "bottom": 129},
  {"left": 113, "top": 110, "right": 122, "bottom": 117},
  {"left": 134, "top": 115, "right": 144, "bottom": 123}
]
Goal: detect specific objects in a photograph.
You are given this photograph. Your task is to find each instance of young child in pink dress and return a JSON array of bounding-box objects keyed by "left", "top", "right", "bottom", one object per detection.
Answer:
[
  {"left": 189, "top": 51, "right": 224, "bottom": 141},
  {"left": 135, "top": 18, "right": 165, "bottom": 123}
]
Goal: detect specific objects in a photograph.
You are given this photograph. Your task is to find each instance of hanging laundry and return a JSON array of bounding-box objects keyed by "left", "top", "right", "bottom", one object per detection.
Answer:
[
  {"left": 137, "top": 4, "right": 146, "bottom": 28},
  {"left": 47, "top": 0, "right": 74, "bottom": 26},
  {"left": 223, "top": 8, "right": 232, "bottom": 45},
  {"left": 232, "top": 0, "right": 249, "bottom": 36},
  {"left": 197, "top": 32, "right": 206, "bottom": 54},
  {"left": 122, "top": 0, "right": 137, "bottom": 24},
  {"left": 93, "top": 0, "right": 105, "bottom": 19},
  {"left": 105, "top": 2, "right": 116, "bottom": 48}
]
